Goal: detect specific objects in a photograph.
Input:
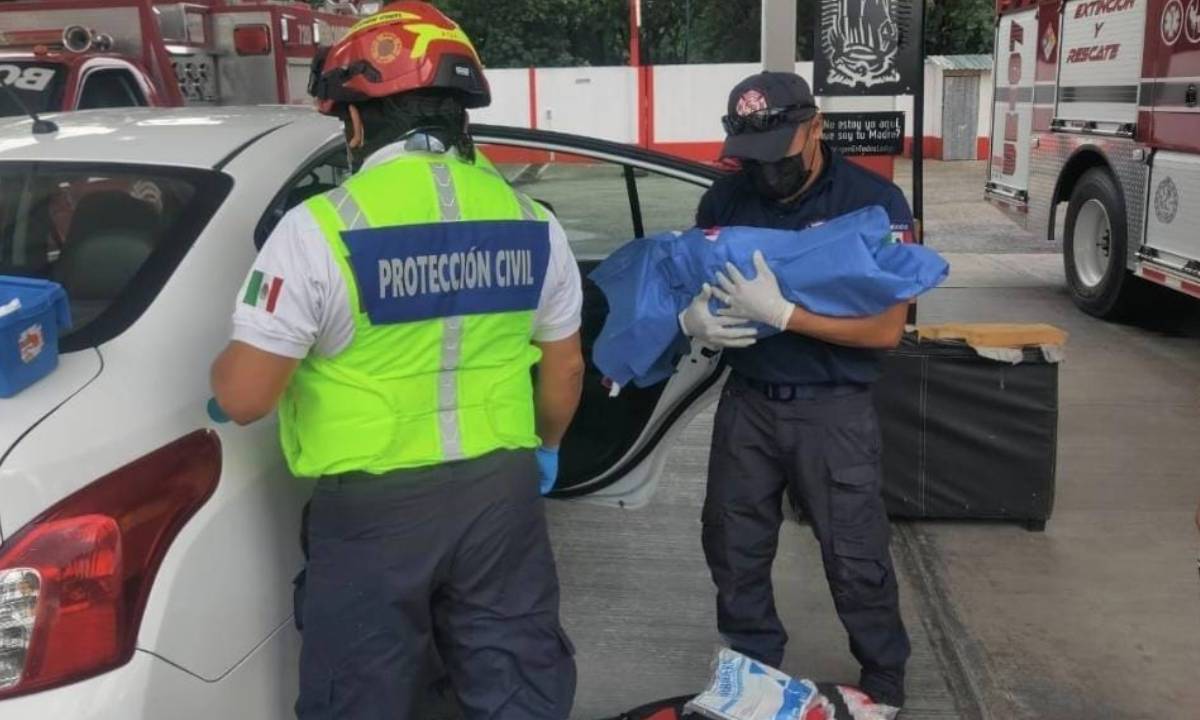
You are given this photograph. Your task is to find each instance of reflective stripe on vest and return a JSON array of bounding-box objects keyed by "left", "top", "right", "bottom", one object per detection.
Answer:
[
  {"left": 278, "top": 152, "right": 548, "bottom": 477},
  {"left": 430, "top": 161, "right": 463, "bottom": 459}
]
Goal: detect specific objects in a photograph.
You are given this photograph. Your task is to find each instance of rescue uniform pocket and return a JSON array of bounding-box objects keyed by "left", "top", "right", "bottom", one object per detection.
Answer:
[
  {"left": 829, "top": 463, "right": 887, "bottom": 561},
  {"left": 703, "top": 390, "right": 746, "bottom": 526}
]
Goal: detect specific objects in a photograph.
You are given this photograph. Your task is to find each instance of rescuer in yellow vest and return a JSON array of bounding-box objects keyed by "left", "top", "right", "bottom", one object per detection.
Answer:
[{"left": 210, "top": 4, "right": 584, "bottom": 718}]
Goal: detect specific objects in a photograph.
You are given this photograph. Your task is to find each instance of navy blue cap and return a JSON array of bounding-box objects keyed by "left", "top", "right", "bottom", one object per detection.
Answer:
[{"left": 721, "top": 72, "right": 818, "bottom": 162}]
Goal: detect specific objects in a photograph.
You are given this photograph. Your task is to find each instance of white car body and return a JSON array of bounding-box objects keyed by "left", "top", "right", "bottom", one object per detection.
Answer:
[{"left": 0, "top": 107, "right": 723, "bottom": 717}]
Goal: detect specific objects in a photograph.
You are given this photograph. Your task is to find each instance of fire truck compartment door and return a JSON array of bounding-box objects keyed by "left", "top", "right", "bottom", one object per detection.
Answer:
[
  {"left": 989, "top": 8, "right": 1038, "bottom": 198},
  {"left": 1057, "top": 0, "right": 1148, "bottom": 125},
  {"left": 1145, "top": 151, "right": 1200, "bottom": 264}
]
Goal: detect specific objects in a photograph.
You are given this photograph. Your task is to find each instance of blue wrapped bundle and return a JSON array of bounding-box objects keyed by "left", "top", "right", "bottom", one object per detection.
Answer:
[{"left": 589, "top": 205, "right": 949, "bottom": 388}]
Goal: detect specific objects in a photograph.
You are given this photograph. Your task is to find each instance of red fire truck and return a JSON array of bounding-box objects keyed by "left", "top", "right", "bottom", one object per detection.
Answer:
[
  {"left": 987, "top": 0, "right": 1200, "bottom": 317},
  {"left": 0, "top": 0, "right": 357, "bottom": 118}
]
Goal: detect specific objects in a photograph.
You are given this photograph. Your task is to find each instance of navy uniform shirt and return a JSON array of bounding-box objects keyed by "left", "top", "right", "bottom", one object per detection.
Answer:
[{"left": 695, "top": 143, "right": 914, "bottom": 386}]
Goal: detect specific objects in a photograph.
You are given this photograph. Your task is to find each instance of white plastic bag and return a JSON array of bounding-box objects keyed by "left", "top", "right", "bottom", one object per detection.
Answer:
[{"left": 685, "top": 648, "right": 819, "bottom": 720}]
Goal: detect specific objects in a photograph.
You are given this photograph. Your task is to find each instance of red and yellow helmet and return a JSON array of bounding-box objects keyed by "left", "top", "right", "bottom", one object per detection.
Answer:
[{"left": 309, "top": 2, "right": 489, "bottom": 115}]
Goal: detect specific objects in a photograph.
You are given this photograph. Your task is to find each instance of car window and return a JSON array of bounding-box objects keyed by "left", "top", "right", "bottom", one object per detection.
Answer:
[
  {"left": 634, "top": 169, "right": 708, "bottom": 237},
  {"left": 480, "top": 146, "right": 636, "bottom": 260},
  {"left": 255, "top": 145, "right": 351, "bottom": 248},
  {"left": 77, "top": 69, "right": 147, "bottom": 110},
  {"left": 0, "top": 62, "right": 67, "bottom": 118},
  {"left": 0, "top": 162, "right": 231, "bottom": 349}
]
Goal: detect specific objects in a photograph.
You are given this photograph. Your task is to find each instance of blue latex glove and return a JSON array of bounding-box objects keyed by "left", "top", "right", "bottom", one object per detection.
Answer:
[
  {"left": 536, "top": 447, "right": 559, "bottom": 495},
  {"left": 207, "top": 397, "right": 230, "bottom": 424}
]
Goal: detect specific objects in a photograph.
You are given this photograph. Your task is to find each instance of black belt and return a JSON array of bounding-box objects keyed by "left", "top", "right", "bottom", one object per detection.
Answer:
[{"left": 737, "top": 376, "right": 868, "bottom": 402}]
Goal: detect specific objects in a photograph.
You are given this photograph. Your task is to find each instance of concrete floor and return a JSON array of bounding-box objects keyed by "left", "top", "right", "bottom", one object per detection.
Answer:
[
  {"left": 911, "top": 263, "right": 1200, "bottom": 720},
  {"left": 546, "top": 161, "right": 1200, "bottom": 719},
  {"left": 892, "top": 159, "right": 1054, "bottom": 254}
]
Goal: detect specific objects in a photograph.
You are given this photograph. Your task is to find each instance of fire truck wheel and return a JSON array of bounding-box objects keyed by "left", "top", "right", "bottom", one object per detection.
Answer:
[{"left": 1063, "top": 167, "right": 1138, "bottom": 319}]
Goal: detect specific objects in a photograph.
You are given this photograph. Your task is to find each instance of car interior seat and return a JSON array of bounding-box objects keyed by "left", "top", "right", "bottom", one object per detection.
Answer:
[{"left": 54, "top": 191, "right": 160, "bottom": 327}]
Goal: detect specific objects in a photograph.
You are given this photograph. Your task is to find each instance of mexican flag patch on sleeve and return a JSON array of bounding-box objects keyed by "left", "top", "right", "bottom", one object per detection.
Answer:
[
  {"left": 243, "top": 270, "right": 284, "bottom": 313},
  {"left": 890, "top": 224, "right": 915, "bottom": 244}
]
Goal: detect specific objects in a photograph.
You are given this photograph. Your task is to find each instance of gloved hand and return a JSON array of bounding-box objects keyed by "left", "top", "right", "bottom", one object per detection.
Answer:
[
  {"left": 713, "top": 251, "right": 796, "bottom": 332},
  {"left": 536, "top": 447, "right": 559, "bottom": 495},
  {"left": 678, "top": 283, "right": 758, "bottom": 348}
]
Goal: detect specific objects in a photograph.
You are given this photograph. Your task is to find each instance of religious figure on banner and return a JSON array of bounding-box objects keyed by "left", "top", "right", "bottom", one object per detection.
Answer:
[{"left": 820, "top": 0, "right": 902, "bottom": 89}]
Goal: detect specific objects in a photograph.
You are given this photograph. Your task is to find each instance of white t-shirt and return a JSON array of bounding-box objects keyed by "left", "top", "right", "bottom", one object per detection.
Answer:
[{"left": 231, "top": 146, "right": 583, "bottom": 360}]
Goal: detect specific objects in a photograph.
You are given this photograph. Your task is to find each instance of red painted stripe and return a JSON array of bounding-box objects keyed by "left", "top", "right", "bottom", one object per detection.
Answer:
[
  {"left": 527, "top": 67, "right": 538, "bottom": 130},
  {"left": 480, "top": 141, "right": 899, "bottom": 178},
  {"left": 480, "top": 145, "right": 545, "bottom": 164},
  {"left": 636, "top": 67, "right": 653, "bottom": 148},
  {"left": 628, "top": 0, "right": 640, "bottom": 67},
  {"left": 266, "top": 277, "right": 284, "bottom": 314},
  {"left": 645, "top": 141, "right": 891, "bottom": 177},
  {"left": 61, "top": 65, "right": 80, "bottom": 111},
  {"left": 1147, "top": 112, "right": 1200, "bottom": 154},
  {"left": 1136, "top": 109, "right": 1152, "bottom": 145},
  {"left": 1141, "top": 268, "right": 1167, "bottom": 284},
  {"left": 271, "top": 9, "right": 289, "bottom": 103},
  {"left": 1181, "top": 281, "right": 1200, "bottom": 297},
  {"left": 1035, "top": 10, "right": 1059, "bottom": 82},
  {"left": 901, "top": 137, "right": 943, "bottom": 159},
  {"left": 0, "top": 29, "right": 64, "bottom": 45},
  {"left": 847, "top": 155, "right": 895, "bottom": 180},
  {"left": 0, "top": 0, "right": 136, "bottom": 11},
  {"left": 478, "top": 145, "right": 597, "bottom": 164},
  {"left": 644, "top": 65, "right": 655, "bottom": 149},
  {"left": 976, "top": 136, "right": 990, "bottom": 159},
  {"left": 646, "top": 141, "right": 722, "bottom": 163},
  {"left": 1032, "top": 107, "right": 1053, "bottom": 131}
]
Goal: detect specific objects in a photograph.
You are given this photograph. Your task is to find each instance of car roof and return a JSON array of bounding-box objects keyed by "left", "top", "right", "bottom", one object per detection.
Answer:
[
  {"left": 0, "top": 50, "right": 129, "bottom": 69},
  {"left": 0, "top": 106, "right": 340, "bottom": 169}
]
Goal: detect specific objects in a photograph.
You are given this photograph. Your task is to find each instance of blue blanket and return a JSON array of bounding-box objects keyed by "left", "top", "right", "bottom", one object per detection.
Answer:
[{"left": 589, "top": 205, "right": 949, "bottom": 388}]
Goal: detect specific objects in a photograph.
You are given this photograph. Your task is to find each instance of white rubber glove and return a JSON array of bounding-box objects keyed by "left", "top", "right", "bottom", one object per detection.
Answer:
[
  {"left": 679, "top": 283, "right": 758, "bottom": 349},
  {"left": 712, "top": 251, "right": 795, "bottom": 332}
]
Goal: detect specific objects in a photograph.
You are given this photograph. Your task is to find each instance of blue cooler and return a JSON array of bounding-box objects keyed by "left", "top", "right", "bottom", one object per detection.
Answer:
[{"left": 0, "top": 277, "right": 72, "bottom": 399}]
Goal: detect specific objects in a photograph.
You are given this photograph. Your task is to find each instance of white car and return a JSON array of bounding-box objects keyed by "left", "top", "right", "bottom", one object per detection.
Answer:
[{"left": 0, "top": 106, "right": 725, "bottom": 717}]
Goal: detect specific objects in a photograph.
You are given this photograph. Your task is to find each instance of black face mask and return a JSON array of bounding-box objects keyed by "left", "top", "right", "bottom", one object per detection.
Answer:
[
  {"left": 746, "top": 134, "right": 816, "bottom": 201},
  {"left": 748, "top": 154, "right": 809, "bottom": 200}
]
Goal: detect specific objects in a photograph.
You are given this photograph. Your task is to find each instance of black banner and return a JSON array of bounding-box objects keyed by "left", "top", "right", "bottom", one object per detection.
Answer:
[
  {"left": 822, "top": 111, "right": 905, "bottom": 156},
  {"left": 814, "top": 0, "right": 918, "bottom": 96}
]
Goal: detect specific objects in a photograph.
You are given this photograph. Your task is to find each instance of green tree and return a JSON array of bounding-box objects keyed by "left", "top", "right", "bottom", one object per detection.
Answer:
[
  {"left": 925, "top": 0, "right": 995, "bottom": 55},
  {"left": 423, "top": 1, "right": 996, "bottom": 69},
  {"left": 640, "top": 0, "right": 818, "bottom": 65},
  {"left": 433, "top": 0, "right": 628, "bottom": 68},
  {"left": 640, "top": 0, "right": 760, "bottom": 64}
]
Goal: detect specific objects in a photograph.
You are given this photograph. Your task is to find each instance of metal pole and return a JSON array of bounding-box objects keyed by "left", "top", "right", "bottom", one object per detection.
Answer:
[
  {"left": 912, "top": 0, "right": 925, "bottom": 242},
  {"left": 761, "top": 0, "right": 797, "bottom": 71},
  {"left": 908, "top": 0, "right": 926, "bottom": 325},
  {"left": 629, "top": 0, "right": 641, "bottom": 66}
]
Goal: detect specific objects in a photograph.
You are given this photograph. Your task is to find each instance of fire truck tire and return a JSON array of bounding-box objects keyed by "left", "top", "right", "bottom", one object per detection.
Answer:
[{"left": 1063, "top": 167, "right": 1140, "bottom": 319}]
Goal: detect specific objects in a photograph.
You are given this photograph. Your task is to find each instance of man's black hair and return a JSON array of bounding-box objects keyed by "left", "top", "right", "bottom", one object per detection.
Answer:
[{"left": 347, "top": 89, "right": 475, "bottom": 164}]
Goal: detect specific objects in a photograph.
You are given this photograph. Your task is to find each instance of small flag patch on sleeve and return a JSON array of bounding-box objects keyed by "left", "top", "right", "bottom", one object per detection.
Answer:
[
  {"left": 890, "top": 224, "right": 915, "bottom": 244},
  {"left": 243, "top": 270, "right": 284, "bottom": 313}
]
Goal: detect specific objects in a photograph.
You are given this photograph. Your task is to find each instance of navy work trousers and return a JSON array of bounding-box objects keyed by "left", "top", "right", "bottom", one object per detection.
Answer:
[
  {"left": 295, "top": 450, "right": 576, "bottom": 720},
  {"left": 702, "top": 376, "right": 911, "bottom": 706}
]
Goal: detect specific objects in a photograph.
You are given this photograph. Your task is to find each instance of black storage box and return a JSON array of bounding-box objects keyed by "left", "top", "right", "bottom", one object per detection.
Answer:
[{"left": 873, "top": 331, "right": 1060, "bottom": 530}]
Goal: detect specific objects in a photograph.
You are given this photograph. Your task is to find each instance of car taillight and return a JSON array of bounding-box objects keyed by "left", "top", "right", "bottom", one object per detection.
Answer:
[
  {"left": 0, "top": 431, "right": 220, "bottom": 699},
  {"left": 233, "top": 24, "right": 271, "bottom": 56}
]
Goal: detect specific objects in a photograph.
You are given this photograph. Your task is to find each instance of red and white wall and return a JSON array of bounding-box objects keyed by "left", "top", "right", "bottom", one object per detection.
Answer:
[{"left": 471, "top": 57, "right": 993, "bottom": 175}]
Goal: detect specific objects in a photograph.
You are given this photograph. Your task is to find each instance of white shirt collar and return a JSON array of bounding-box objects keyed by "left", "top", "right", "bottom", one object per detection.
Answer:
[{"left": 360, "top": 132, "right": 459, "bottom": 172}]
